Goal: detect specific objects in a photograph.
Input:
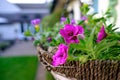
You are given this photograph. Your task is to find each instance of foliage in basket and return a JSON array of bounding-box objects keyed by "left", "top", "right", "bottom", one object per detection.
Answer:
[{"left": 24, "top": 4, "right": 120, "bottom": 67}]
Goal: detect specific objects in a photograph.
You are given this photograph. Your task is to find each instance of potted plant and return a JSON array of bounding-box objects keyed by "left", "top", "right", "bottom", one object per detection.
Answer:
[{"left": 24, "top": 4, "right": 120, "bottom": 80}]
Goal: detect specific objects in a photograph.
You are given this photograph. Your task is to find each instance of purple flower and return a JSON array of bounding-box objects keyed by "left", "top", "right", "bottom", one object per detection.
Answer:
[
  {"left": 97, "top": 26, "right": 107, "bottom": 43},
  {"left": 60, "top": 17, "right": 66, "bottom": 23},
  {"left": 81, "top": 16, "right": 87, "bottom": 21},
  {"left": 71, "top": 19, "right": 75, "bottom": 24},
  {"left": 47, "top": 37, "right": 52, "bottom": 42},
  {"left": 31, "top": 37, "right": 35, "bottom": 41},
  {"left": 52, "top": 44, "right": 68, "bottom": 67},
  {"left": 60, "top": 24, "right": 84, "bottom": 44},
  {"left": 31, "top": 19, "right": 40, "bottom": 25},
  {"left": 61, "top": 17, "right": 75, "bottom": 24}
]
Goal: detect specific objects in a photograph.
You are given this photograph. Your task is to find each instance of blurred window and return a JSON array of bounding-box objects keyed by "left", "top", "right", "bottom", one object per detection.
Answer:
[{"left": 7, "top": 0, "right": 53, "bottom": 4}]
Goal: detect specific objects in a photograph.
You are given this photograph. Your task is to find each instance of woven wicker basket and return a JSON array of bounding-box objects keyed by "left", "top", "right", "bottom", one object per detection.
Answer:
[{"left": 37, "top": 46, "right": 120, "bottom": 80}]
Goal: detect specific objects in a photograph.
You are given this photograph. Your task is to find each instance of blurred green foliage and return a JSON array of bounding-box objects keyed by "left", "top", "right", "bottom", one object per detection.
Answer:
[
  {"left": 0, "top": 42, "right": 10, "bottom": 51},
  {"left": 35, "top": 22, "right": 64, "bottom": 49},
  {"left": 67, "top": 4, "right": 120, "bottom": 63},
  {"left": 41, "top": 10, "right": 62, "bottom": 29}
]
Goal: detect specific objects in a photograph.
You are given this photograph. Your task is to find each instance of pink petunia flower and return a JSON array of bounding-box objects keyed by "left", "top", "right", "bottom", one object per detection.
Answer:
[
  {"left": 60, "top": 24, "right": 84, "bottom": 44},
  {"left": 52, "top": 44, "right": 68, "bottom": 67},
  {"left": 97, "top": 26, "right": 107, "bottom": 43},
  {"left": 31, "top": 19, "right": 40, "bottom": 25}
]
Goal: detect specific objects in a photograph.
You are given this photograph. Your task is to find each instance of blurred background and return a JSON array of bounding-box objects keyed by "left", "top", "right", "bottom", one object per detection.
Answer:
[{"left": 0, "top": 0, "right": 120, "bottom": 80}]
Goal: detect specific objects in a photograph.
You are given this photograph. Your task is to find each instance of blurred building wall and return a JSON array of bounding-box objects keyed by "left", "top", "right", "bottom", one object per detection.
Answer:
[
  {"left": 98, "top": 0, "right": 120, "bottom": 31},
  {"left": 116, "top": 0, "right": 120, "bottom": 31},
  {"left": 98, "top": 0, "right": 109, "bottom": 15},
  {"left": 0, "top": 23, "right": 21, "bottom": 40}
]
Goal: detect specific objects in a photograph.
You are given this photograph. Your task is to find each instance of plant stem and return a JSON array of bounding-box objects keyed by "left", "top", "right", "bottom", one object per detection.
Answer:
[{"left": 91, "top": 51, "right": 96, "bottom": 59}]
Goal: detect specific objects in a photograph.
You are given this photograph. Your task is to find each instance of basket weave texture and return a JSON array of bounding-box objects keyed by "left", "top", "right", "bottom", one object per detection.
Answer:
[{"left": 37, "top": 46, "right": 120, "bottom": 80}]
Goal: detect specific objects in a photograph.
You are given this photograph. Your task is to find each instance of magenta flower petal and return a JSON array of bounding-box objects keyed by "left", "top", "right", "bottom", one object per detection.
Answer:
[
  {"left": 52, "top": 44, "right": 68, "bottom": 67},
  {"left": 60, "top": 29, "right": 69, "bottom": 43},
  {"left": 97, "top": 26, "right": 107, "bottom": 43},
  {"left": 67, "top": 36, "right": 79, "bottom": 43},
  {"left": 52, "top": 58, "right": 61, "bottom": 66},
  {"left": 64, "top": 24, "right": 75, "bottom": 34},
  {"left": 60, "top": 24, "right": 84, "bottom": 44},
  {"left": 75, "top": 25, "right": 84, "bottom": 35},
  {"left": 60, "top": 29, "right": 67, "bottom": 38},
  {"left": 31, "top": 19, "right": 40, "bottom": 25}
]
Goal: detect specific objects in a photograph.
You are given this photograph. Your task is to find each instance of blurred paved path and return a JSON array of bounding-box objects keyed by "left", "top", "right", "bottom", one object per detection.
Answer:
[
  {"left": 0, "top": 41, "right": 37, "bottom": 56},
  {"left": 36, "top": 63, "right": 46, "bottom": 80}
]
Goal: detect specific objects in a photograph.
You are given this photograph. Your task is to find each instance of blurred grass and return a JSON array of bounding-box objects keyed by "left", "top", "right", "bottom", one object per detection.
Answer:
[
  {"left": 0, "top": 56, "right": 38, "bottom": 80},
  {"left": 46, "top": 71, "right": 55, "bottom": 80}
]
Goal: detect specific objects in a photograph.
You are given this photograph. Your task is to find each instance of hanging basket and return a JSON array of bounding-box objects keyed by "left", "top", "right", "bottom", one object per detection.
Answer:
[{"left": 36, "top": 46, "right": 120, "bottom": 80}]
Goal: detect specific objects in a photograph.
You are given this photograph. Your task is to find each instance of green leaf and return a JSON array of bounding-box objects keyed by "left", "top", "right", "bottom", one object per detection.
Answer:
[
  {"left": 86, "top": 27, "right": 96, "bottom": 50},
  {"left": 79, "top": 39, "right": 85, "bottom": 46},
  {"left": 49, "top": 38, "right": 57, "bottom": 46},
  {"left": 78, "top": 20, "right": 84, "bottom": 25},
  {"left": 68, "top": 46, "right": 75, "bottom": 60},
  {"left": 69, "top": 43, "right": 89, "bottom": 52},
  {"left": 94, "top": 17, "right": 106, "bottom": 22},
  {"left": 66, "top": 17, "right": 70, "bottom": 24},
  {"left": 107, "top": 24, "right": 113, "bottom": 29},
  {"left": 80, "top": 4, "right": 90, "bottom": 15},
  {"left": 35, "top": 27, "right": 40, "bottom": 33},
  {"left": 112, "top": 27, "right": 119, "bottom": 32},
  {"left": 94, "top": 40, "right": 117, "bottom": 58},
  {"left": 105, "top": 8, "right": 111, "bottom": 15},
  {"left": 106, "top": 24, "right": 115, "bottom": 33},
  {"left": 79, "top": 55, "right": 88, "bottom": 63},
  {"left": 24, "top": 30, "right": 32, "bottom": 36},
  {"left": 68, "top": 46, "right": 81, "bottom": 61},
  {"left": 33, "top": 40, "right": 40, "bottom": 46}
]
